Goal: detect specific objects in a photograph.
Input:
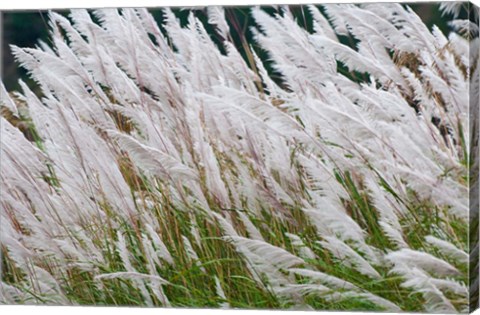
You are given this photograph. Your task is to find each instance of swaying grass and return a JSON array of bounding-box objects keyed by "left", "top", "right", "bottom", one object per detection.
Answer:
[{"left": 0, "top": 2, "right": 477, "bottom": 313}]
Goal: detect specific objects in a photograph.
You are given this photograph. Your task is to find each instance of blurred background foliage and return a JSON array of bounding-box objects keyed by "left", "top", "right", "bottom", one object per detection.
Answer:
[{"left": 0, "top": 3, "right": 461, "bottom": 93}]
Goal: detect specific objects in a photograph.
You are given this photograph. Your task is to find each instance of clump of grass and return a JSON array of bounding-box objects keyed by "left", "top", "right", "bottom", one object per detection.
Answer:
[{"left": 0, "top": 3, "right": 476, "bottom": 313}]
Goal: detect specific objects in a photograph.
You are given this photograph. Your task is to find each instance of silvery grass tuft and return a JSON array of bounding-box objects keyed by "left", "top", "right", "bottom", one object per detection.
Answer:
[{"left": 0, "top": 2, "right": 478, "bottom": 313}]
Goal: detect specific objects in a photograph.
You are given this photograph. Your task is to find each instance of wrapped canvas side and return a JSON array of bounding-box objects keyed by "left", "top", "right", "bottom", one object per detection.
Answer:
[{"left": 471, "top": 1, "right": 480, "bottom": 312}]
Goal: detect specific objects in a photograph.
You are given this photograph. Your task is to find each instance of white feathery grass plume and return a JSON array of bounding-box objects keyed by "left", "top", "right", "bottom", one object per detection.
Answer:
[
  {"left": 319, "top": 237, "right": 381, "bottom": 279},
  {"left": 307, "top": 5, "right": 337, "bottom": 41},
  {"left": 450, "top": 19, "right": 479, "bottom": 37},
  {"left": 202, "top": 86, "right": 303, "bottom": 139},
  {"left": 133, "top": 8, "right": 171, "bottom": 53},
  {"left": 238, "top": 212, "right": 265, "bottom": 241},
  {"left": 225, "top": 236, "right": 304, "bottom": 270},
  {"left": 303, "top": 202, "right": 380, "bottom": 264},
  {"left": 285, "top": 233, "right": 316, "bottom": 260},
  {"left": 440, "top": 2, "right": 467, "bottom": 18},
  {"left": 309, "top": 35, "right": 392, "bottom": 85},
  {"left": 250, "top": 47, "right": 281, "bottom": 97},
  {"left": 378, "top": 221, "right": 408, "bottom": 249},
  {"left": 364, "top": 177, "right": 404, "bottom": 230},
  {"left": 70, "top": 228, "right": 106, "bottom": 267},
  {"left": 186, "top": 105, "right": 230, "bottom": 207},
  {"left": 278, "top": 281, "right": 401, "bottom": 312},
  {"left": 0, "top": 230, "right": 32, "bottom": 268},
  {"left": 95, "top": 272, "right": 170, "bottom": 285},
  {"left": 303, "top": 204, "right": 365, "bottom": 242},
  {"left": 189, "top": 214, "right": 204, "bottom": 247},
  {"left": 1, "top": 83, "right": 19, "bottom": 115},
  {"left": 325, "top": 291, "right": 402, "bottom": 312},
  {"left": 275, "top": 283, "right": 331, "bottom": 298},
  {"left": 288, "top": 268, "right": 402, "bottom": 311},
  {"left": 141, "top": 234, "right": 164, "bottom": 275},
  {"left": 116, "top": 231, "right": 134, "bottom": 272},
  {"left": 109, "top": 130, "right": 198, "bottom": 181},
  {"left": 390, "top": 267, "right": 459, "bottom": 313},
  {"left": 53, "top": 239, "right": 93, "bottom": 271},
  {"left": 148, "top": 279, "right": 171, "bottom": 307},
  {"left": 235, "top": 245, "right": 292, "bottom": 296},
  {"left": 207, "top": 6, "right": 230, "bottom": 39},
  {"left": 215, "top": 225, "right": 299, "bottom": 299},
  {"left": 210, "top": 211, "right": 240, "bottom": 238},
  {"left": 28, "top": 266, "right": 70, "bottom": 305},
  {"left": 113, "top": 231, "right": 155, "bottom": 306},
  {"left": 425, "top": 235, "right": 469, "bottom": 265},
  {"left": 182, "top": 235, "right": 206, "bottom": 273},
  {"left": 0, "top": 116, "right": 46, "bottom": 175},
  {"left": 214, "top": 276, "right": 230, "bottom": 308},
  {"left": 322, "top": 4, "right": 351, "bottom": 36},
  {"left": 0, "top": 282, "right": 29, "bottom": 304},
  {"left": 386, "top": 248, "right": 460, "bottom": 277},
  {"left": 288, "top": 268, "right": 357, "bottom": 290}
]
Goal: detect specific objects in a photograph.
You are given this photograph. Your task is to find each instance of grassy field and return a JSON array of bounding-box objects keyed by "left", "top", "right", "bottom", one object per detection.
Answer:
[{"left": 0, "top": 3, "right": 476, "bottom": 313}]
